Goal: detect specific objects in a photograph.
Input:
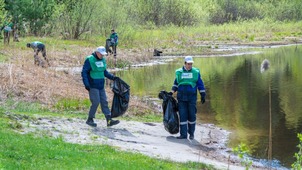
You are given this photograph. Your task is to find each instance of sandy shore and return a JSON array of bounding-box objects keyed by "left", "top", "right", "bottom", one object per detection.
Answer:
[{"left": 15, "top": 115, "right": 269, "bottom": 170}]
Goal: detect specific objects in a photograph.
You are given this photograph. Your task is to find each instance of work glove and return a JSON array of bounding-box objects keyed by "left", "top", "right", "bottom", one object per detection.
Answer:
[
  {"left": 85, "top": 86, "right": 90, "bottom": 91},
  {"left": 200, "top": 92, "right": 206, "bottom": 104},
  {"left": 168, "top": 91, "right": 173, "bottom": 96},
  {"left": 113, "top": 76, "right": 119, "bottom": 80}
]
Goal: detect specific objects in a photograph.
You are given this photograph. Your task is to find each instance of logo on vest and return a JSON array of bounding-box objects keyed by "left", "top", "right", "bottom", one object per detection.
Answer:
[
  {"left": 95, "top": 61, "right": 104, "bottom": 67},
  {"left": 181, "top": 73, "right": 193, "bottom": 79}
]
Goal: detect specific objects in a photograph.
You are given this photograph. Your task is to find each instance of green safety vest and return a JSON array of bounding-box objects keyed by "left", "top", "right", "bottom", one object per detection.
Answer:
[
  {"left": 110, "top": 33, "right": 118, "bottom": 45},
  {"left": 86, "top": 55, "right": 107, "bottom": 79},
  {"left": 3, "top": 22, "right": 13, "bottom": 32},
  {"left": 175, "top": 67, "right": 199, "bottom": 88},
  {"left": 31, "top": 41, "right": 43, "bottom": 47},
  {"left": 34, "top": 41, "right": 43, "bottom": 45}
]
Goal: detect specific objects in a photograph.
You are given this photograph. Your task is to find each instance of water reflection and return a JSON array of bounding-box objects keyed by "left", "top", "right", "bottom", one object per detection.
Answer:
[{"left": 116, "top": 45, "right": 302, "bottom": 168}]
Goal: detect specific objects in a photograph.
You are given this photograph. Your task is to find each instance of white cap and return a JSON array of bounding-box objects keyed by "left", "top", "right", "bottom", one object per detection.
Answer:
[
  {"left": 95, "top": 46, "right": 107, "bottom": 55},
  {"left": 184, "top": 56, "right": 194, "bottom": 63}
]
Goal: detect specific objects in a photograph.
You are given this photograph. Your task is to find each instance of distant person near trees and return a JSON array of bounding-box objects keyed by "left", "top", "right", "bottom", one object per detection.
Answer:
[
  {"left": 170, "top": 56, "right": 206, "bottom": 140},
  {"left": 26, "top": 41, "right": 50, "bottom": 67},
  {"left": 1, "top": 19, "right": 13, "bottom": 45},
  {"left": 105, "top": 28, "right": 118, "bottom": 57},
  {"left": 81, "top": 46, "right": 120, "bottom": 127}
]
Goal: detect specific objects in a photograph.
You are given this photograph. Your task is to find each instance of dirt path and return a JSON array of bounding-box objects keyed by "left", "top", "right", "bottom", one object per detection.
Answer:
[{"left": 17, "top": 116, "right": 268, "bottom": 170}]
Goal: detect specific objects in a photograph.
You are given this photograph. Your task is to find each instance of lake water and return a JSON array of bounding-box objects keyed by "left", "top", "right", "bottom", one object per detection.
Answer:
[{"left": 116, "top": 45, "right": 302, "bottom": 168}]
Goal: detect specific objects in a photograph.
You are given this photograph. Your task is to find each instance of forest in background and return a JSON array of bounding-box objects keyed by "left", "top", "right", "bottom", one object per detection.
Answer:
[{"left": 0, "top": 0, "right": 302, "bottom": 40}]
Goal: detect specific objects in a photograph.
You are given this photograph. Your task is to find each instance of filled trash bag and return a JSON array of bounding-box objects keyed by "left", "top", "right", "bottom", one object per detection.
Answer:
[
  {"left": 111, "top": 77, "right": 130, "bottom": 118},
  {"left": 105, "top": 39, "right": 111, "bottom": 53},
  {"left": 158, "top": 90, "right": 179, "bottom": 134}
]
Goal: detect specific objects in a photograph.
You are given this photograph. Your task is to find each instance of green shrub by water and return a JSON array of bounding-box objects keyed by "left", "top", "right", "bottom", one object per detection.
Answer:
[{"left": 292, "top": 133, "right": 302, "bottom": 170}]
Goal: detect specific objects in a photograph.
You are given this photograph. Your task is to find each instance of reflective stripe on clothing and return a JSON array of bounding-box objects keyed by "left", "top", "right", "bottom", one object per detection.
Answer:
[
  {"left": 178, "top": 96, "right": 197, "bottom": 137},
  {"left": 180, "top": 121, "right": 187, "bottom": 125},
  {"left": 180, "top": 120, "right": 196, "bottom": 125},
  {"left": 188, "top": 120, "right": 196, "bottom": 124}
]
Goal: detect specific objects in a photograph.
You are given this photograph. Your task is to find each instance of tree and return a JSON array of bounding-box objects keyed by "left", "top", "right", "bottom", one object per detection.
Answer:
[
  {"left": 0, "top": 0, "right": 6, "bottom": 27},
  {"left": 5, "top": 0, "right": 56, "bottom": 36},
  {"left": 55, "top": 0, "right": 99, "bottom": 39}
]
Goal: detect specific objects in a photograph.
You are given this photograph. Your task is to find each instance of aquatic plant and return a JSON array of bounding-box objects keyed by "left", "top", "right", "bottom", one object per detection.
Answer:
[
  {"left": 292, "top": 133, "right": 302, "bottom": 170},
  {"left": 233, "top": 143, "right": 252, "bottom": 170}
]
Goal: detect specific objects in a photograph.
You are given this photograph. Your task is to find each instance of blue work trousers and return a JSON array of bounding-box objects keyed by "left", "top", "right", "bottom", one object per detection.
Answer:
[
  {"left": 88, "top": 88, "right": 111, "bottom": 118},
  {"left": 177, "top": 92, "right": 197, "bottom": 138}
]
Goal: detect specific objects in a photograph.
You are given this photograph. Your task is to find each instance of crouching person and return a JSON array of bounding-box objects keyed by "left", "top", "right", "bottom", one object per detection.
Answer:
[
  {"left": 26, "top": 41, "right": 50, "bottom": 67},
  {"left": 81, "top": 46, "right": 119, "bottom": 127}
]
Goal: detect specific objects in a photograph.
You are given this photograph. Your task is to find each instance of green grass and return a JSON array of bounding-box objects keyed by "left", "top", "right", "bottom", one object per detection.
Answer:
[
  {"left": 0, "top": 52, "right": 8, "bottom": 62},
  {"left": 14, "top": 36, "right": 100, "bottom": 49},
  {"left": 0, "top": 131, "right": 212, "bottom": 170},
  {"left": 122, "top": 112, "right": 162, "bottom": 123},
  {"left": 2, "top": 99, "right": 87, "bottom": 121},
  {"left": 0, "top": 103, "right": 214, "bottom": 170},
  {"left": 122, "top": 20, "right": 302, "bottom": 49},
  {"left": 2, "top": 98, "right": 163, "bottom": 122},
  {"left": 54, "top": 98, "right": 91, "bottom": 111}
]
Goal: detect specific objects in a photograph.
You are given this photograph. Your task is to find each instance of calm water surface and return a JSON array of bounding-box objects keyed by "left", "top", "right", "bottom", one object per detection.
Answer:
[{"left": 116, "top": 45, "right": 302, "bottom": 168}]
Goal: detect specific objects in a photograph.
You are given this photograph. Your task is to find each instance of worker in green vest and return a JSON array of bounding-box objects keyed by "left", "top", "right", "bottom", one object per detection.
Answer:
[
  {"left": 81, "top": 46, "right": 119, "bottom": 127},
  {"left": 170, "top": 56, "right": 206, "bottom": 140},
  {"left": 26, "top": 41, "right": 50, "bottom": 67},
  {"left": 105, "top": 28, "right": 118, "bottom": 57},
  {"left": 1, "top": 20, "right": 13, "bottom": 45}
]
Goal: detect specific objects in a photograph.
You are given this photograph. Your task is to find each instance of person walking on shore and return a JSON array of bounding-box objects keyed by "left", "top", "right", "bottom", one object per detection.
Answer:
[
  {"left": 81, "top": 46, "right": 120, "bottom": 127},
  {"left": 170, "top": 56, "right": 206, "bottom": 140}
]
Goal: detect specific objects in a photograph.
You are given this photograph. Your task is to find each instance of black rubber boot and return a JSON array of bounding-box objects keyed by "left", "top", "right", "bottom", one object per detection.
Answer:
[
  {"left": 176, "top": 135, "right": 187, "bottom": 139},
  {"left": 86, "top": 118, "right": 97, "bottom": 127},
  {"left": 105, "top": 115, "right": 120, "bottom": 127}
]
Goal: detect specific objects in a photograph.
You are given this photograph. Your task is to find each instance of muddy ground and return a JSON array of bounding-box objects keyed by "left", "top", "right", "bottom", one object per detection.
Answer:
[{"left": 1, "top": 39, "right": 301, "bottom": 170}]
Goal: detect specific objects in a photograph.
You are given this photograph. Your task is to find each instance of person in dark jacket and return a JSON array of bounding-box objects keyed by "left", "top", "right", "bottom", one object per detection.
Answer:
[
  {"left": 81, "top": 46, "right": 119, "bottom": 127},
  {"left": 106, "top": 29, "right": 118, "bottom": 57},
  {"left": 2, "top": 20, "right": 13, "bottom": 45},
  {"left": 26, "top": 41, "right": 50, "bottom": 67},
  {"left": 170, "top": 56, "right": 206, "bottom": 140}
]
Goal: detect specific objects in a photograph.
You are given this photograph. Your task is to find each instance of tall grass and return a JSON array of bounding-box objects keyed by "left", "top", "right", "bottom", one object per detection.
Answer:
[{"left": 116, "top": 20, "right": 302, "bottom": 50}]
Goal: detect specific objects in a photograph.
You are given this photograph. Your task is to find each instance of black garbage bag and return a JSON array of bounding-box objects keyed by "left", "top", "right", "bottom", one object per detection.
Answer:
[
  {"left": 158, "top": 90, "right": 179, "bottom": 134},
  {"left": 105, "top": 39, "right": 111, "bottom": 53},
  {"left": 111, "top": 77, "right": 130, "bottom": 118}
]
